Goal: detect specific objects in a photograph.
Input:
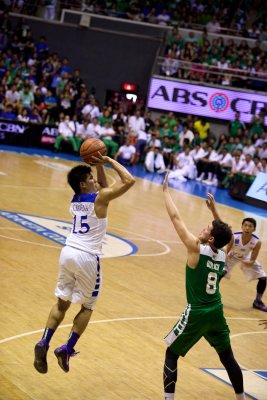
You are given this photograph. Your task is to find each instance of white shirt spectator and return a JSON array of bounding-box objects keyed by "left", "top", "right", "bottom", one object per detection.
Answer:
[
  {"left": 82, "top": 103, "right": 100, "bottom": 119},
  {"left": 147, "top": 136, "right": 161, "bottom": 148},
  {"left": 240, "top": 159, "right": 255, "bottom": 175},
  {"left": 136, "top": 129, "right": 148, "bottom": 141},
  {"left": 58, "top": 119, "right": 75, "bottom": 137},
  {"left": 206, "top": 17, "right": 221, "bottom": 33},
  {"left": 99, "top": 125, "right": 115, "bottom": 141},
  {"left": 87, "top": 121, "right": 101, "bottom": 138},
  {"left": 162, "top": 55, "right": 179, "bottom": 77},
  {"left": 218, "top": 153, "right": 233, "bottom": 166},
  {"left": 157, "top": 11, "right": 170, "bottom": 26},
  {"left": 118, "top": 144, "right": 136, "bottom": 160},
  {"left": 77, "top": 122, "right": 93, "bottom": 139},
  {"left": 5, "top": 88, "right": 20, "bottom": 104},
  {"left": 231, "top": 157, "right": 244, "bottom": 173},
  {"left": 179, "top": 129, "right": 194, "bottom": 147},
  {"left": 190, "top": 147, "right": 208, "bottom": 162},
  {"left": 259, "top": 146, "right": 267, "bottom": 159},
  {"left": 243, "top": 144, "right": 255, "bottom": 157},
  {"left": 169, "top": 150, "right": 195, "bottom": 180},
  {"left": 128, "top": 114, "right": 145, "bottom": 136},
  {"left": 209, "top": 149, "right": 219, "bottom": 162}
]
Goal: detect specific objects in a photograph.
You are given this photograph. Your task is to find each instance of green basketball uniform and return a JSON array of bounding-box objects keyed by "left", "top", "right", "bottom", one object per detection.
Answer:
[{"left": 165, "top": 244, "right": 230, "bottom": 356}]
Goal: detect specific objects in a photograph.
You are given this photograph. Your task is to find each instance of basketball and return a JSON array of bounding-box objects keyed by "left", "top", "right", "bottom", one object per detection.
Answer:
[{"left": 80, "top": 138, "right": 107, "bottom": 164}]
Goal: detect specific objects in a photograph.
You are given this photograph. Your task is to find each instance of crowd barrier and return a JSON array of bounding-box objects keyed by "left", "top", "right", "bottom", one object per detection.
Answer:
[{"left": 0, "top": 119, "right": 58, "bottom": 149}]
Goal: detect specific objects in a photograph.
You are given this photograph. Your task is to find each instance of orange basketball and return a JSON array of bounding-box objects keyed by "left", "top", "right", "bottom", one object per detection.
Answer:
[{"left": 80, "top": 138, "right": 107, "bottom": 164}]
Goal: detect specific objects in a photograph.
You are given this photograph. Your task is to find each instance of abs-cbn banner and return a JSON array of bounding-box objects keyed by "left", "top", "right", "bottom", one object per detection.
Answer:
[
  {"left": 147, "top": 78, "right": 267, "bottom": 124},
  {"left": 0, "top": 119, "right": 58, "bottom": 148}
]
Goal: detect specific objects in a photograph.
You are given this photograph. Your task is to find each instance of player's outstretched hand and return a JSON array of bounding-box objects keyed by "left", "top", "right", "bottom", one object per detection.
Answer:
[
  {"left": 90, "top": 152, "right": 110, "bottom": 165},
  {"left": 206, "top": 193, "right": 216, "bottom": 211},
  {"left": 163, "top": 171, "right": 170, "bottom": 192},
  {"left": 259, "top": 320, "right": 267, "bottom": 329}
]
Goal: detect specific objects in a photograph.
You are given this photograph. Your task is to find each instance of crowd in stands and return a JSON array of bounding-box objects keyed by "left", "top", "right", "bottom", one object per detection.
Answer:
[
  {"left": 2, "top": 0, "right": 267, "bottom": 40},
  {"left": 160, "top": 27, "right": 267, "bottom": 91},
  {"left": 0, "top": 11, "right": 266, "bottom": 194}
]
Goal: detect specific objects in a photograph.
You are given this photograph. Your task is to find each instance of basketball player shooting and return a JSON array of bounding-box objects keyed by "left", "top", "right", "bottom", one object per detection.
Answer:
[{"left": 34, "top": 152, "right": 135, "bottom": 374}]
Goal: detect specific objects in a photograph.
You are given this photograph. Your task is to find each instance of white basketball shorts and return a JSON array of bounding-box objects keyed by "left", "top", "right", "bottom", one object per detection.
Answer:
[
  {"left": 55, "top": 245, "right": 102, "bottom": 309},
  {"left": 225, "top": 256, "right": 266, "bottom": 281}
]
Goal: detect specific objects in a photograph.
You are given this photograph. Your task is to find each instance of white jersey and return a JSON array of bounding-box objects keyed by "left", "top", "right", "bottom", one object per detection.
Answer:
[
  {"left": 66, "top": 192, "right": 107, "bottom": 255},
  {"left": 229, "top": 232, "right": 260, "bottom": 260}
]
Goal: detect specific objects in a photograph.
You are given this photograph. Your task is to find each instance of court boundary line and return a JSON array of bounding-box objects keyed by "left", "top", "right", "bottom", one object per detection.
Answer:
[{"left": 0, "top": 316, "right": 262, "bottom": 345}]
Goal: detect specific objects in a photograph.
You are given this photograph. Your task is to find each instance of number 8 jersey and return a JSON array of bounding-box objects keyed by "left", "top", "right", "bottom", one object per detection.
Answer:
[
  {"left": 66, "top": 193, "right": 107, "bottom": 255},
  {"left": 186, "top": 244, "right": 226, "bottom": 306}
]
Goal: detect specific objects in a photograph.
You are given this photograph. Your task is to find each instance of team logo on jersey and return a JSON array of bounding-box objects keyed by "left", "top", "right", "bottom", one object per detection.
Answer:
[
  {"left": 202, "top": 368, "right": 266, "bottom": 400},
  {"left": 0, "top": 210, "right": 138, "bottom": 258},
  {"left": 234, "top": 238, "right": 240, "bottom": 244},
  {"left": 209, "top": 93, "right": 229, "bottom": 112}
]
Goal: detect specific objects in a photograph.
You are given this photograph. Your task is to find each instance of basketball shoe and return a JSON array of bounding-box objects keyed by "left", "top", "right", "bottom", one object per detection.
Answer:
[
  {"left": 34, "top": 339, "right": 49, "bottom": 373},
  {"left": 253, "top": 300, "right": 267, "bottom": 312},
  {"left": 54, "top": 345, "right": 78, "bottom": 372}
]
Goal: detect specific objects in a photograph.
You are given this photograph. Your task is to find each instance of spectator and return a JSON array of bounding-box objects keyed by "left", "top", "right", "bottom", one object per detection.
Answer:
[
  {"left": 195, "top": 144, "right": 218, "bottom": 181},
  {"left": 54, "top": 115, "right": 79, "bottom": 153},
  {"left": 35, "top": 36, "right": 49, "bottom": 59},
  {"left": 229, "top": 112, "right": 246, "bottom": 137},
  {"left": 87, "top": 117, "right": 102, "bottom": 138},
  {"left": 144, "top": 147, "right": 166, "bottom": 174},
  {"left": 179, "top": 123, "right": 194, "bottom": 147},
  {"left": 19, "top": 84, "right": 34, "bottom": 111},
  {"left": 81, "top": 97, "right": 100, "bottom": 120},
  {"left": 193, "top": 117, "right": 210, "bottom": 141},
  {"left": 44, "top": 0, "right": 57, "bottom": 21},
  {"left": 169, "top": 146, "right": 195, "bottom": 181},
  {"left": 115, "top": 137, "right": 136, "bottom": 165},
  {"left": 206, "top": 15, "right": 221, "bottom": 33},
  {"left": 99, "top": 121, "right": 119, "bottom": 158},
  {"left": 5, "top": 84, "right": 20, "bottom": 108},
  {"left": 161, "top": 52, "right": 179, "bottom": 77},
  {"left": 17, "top": 107, "right": 29, "bottom": 122},
  {"left": 157, "top": 8, "right": 170, "bottom": 26},
  {"left": 1, "top": 104, "right": 17, "bottom": 120},
  {"left": 128, "top": 109, "right": 145, "bottom": 140}
]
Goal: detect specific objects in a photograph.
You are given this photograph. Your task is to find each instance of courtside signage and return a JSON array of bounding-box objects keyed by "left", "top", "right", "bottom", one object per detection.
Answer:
[
  {"left": 147, "top": 78, "right": 267, "bottom": 124},
  {"left": 246, "top": 172, "right": 267, "bottom": 203},
  {"left": 0, "top": 211, "right": 138, "bottom": 259}
]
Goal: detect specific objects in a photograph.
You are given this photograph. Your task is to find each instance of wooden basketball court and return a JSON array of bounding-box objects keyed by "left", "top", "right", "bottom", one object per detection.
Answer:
[{"left": 0, "top": 151, "right": 266, "bottom": 400}]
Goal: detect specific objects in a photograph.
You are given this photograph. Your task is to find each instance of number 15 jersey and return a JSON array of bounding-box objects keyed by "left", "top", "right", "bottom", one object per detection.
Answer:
[{"left": 66, "top": 193, "right": 107, "bottom": 255}]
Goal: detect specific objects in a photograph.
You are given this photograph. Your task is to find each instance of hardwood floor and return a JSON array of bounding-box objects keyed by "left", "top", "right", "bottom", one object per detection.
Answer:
[{"left": 0, "top": 152, "right": 266, "bottom": 400}]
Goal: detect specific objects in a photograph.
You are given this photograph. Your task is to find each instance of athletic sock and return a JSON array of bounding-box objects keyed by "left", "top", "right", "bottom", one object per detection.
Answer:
[
  {"left": 66, "top": 331, "right": 80, "bottom": 353},
  {"left": 164, "top": 393, "right": 175, "bottom": 400},
  {"left": 41, "top": 327, "right": 55, "bottom": 345}
]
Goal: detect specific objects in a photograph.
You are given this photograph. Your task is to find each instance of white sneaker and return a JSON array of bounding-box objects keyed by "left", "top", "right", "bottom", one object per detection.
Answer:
[
  {"left": 203, "top": 179, "right": 213, "bottom": 185},
  {"left": 196, "top": 176, "right": 203, "bottom": 181},
  {"left": 177, "top": 175, "right": 187, "bottom": 182}
]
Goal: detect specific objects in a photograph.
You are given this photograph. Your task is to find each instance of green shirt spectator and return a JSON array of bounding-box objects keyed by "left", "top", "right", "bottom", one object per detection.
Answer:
[
  {"left": 229, "top": 112, "right": 246, "bottom": 137},
  {"left": 19, "top": 85, "right": 34, "bottom": 109}
]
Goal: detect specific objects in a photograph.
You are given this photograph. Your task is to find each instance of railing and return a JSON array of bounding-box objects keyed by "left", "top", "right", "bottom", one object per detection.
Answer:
[{"left": 156, "top": 57, "right": 267, "bottom": 92}]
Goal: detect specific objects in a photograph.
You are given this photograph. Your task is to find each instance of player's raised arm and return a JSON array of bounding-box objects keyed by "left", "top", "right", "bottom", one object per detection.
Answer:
[
  {"left": 163, "top": 172, "right": 199, "bottom": 259},
  {"left": 92, "top": 153, "right": 135, "bottom": 203},
  {"left": 95, "top": 164, "right": 108, "bottom": 188},
  {"left": 206, "top": 193, "right": 221, "bottom": 221}
]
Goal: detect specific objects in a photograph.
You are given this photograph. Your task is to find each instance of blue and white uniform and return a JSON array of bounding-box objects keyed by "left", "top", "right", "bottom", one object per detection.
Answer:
[
  {"left": 225, "top": 232, "right": 266, "bottom": 281},
  {"left": 55, "top": 193, "right": 107, "bottom": 309}
]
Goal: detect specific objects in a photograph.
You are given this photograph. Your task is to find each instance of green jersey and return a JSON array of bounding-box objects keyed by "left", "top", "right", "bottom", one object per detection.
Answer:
[
  {"left": 165, "top": 244, "right": 230, "bottom": 356},
  {"left": 186, "top": 244, "right": 225, "bottom": 307}
]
